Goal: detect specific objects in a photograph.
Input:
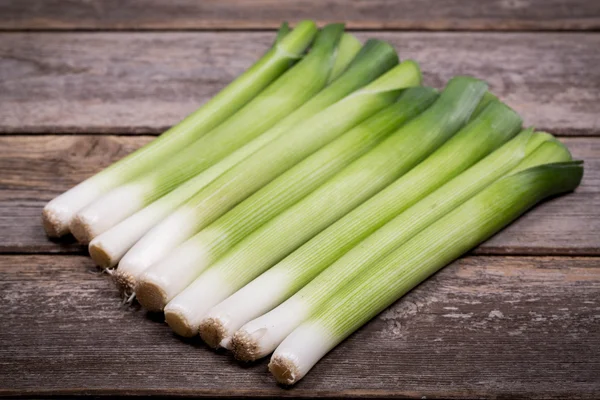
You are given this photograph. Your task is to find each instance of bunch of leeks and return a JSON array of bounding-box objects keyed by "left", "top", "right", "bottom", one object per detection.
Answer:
[{"left": 43, "top": 21, "right": 583, "bottom": 386}]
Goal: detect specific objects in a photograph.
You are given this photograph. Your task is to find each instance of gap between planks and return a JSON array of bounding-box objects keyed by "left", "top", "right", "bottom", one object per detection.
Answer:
[{"left": 1, "top": 0, "right": 599, "bottom": 31}]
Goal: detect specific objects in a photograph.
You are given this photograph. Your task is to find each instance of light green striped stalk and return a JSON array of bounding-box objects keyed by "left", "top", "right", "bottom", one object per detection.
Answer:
[
  {"left": 232, "top": 129, "right": 566, "bottom": 361},
  {"left": 114, "top": 43, "right": 402, "bottom": 291},
  {"left": 42, "top": 21, "right": 318, "bottom": 238},
  {"left": 271, "top": 154, "right": 582, "bottom": 385},
  {"left": 158, "top": 88, "right": 437, "bottom": 300},
  {"left": 132, "top": 61, "right": 422, "bottom": 310},
  {"left": 68, "top": 24, "right": 346, "bottom": 244},
  {"left": 159, "top": 76, "right": 487, "bottom": 331},
  {"left": 160, "top": 88, "right": 438, "bottom": 337},
  {"left": 90, "top": 38, "right": 392, "bottom": 270},
  {"left": 198, "top": 99, "right": 521, "bottom": 349},
  {"left": 328, "top": 34, "right": 363, "bottom": 82}
]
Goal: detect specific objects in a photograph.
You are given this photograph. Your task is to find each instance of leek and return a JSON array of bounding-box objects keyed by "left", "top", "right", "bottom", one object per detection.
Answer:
[
  {"left": 160, "top": 77, "right": 488, "bottom": 334},
  {"left": 128, "top": 62, "right": 420, "bottom": 309},
  {"left": 232, "top": 129, "right": 563, "bottom": 361},
  {"left": 88, "top": 34, "right": 372, "bottom": 269},
  {"left": 200, "top": 100, "right": 522, "bottom": 350},
  {"left": 41, "top": 21, "right": 317, "bottom": 238},
  {"left": 69, "top": 24, "right": 345, "bottom": 244},
  {"left": 270, "top": 154, "right": 582, "bottom": 384},
  {"left": 115, "top": 42, "right": 403, "bottom": 293},
  {"left": 149, "top": 88, "right": 435, "bottom": 315},
  {"left": 160, "top": 88, "right": 437, "bottom": 337}
]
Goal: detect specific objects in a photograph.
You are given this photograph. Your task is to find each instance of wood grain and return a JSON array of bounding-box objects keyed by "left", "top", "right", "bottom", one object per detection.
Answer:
[
  {"left": 1, "top": 0, "right": 599, "bottom": 31},
  {"left": 1, "top": 32, "right": 599, "bottom": 135},
  {"left": 0, "top": 135, "right": 597, "bottom": 255},
  {"left": 0, "top": 254, "right": 597, "bottom": 397}
]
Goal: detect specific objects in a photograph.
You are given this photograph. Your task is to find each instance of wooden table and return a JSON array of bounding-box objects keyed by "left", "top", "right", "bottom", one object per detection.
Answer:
[{"left": 1, "top": 1, "right": 599, "bottom": 398}]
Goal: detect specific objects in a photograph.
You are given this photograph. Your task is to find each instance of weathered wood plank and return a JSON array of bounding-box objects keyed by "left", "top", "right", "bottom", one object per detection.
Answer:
[
  {"left": 0, "top": 254, "right": 597, "bottom": 397},
  {"left": 0, "top": 136, "right": 597, "bottom": 255},
  {"left": 1, "top": 32, "right": 599, "bottom": 135},
  {"left": 0, "top": 0, "right": 599, "bottom": 31}
]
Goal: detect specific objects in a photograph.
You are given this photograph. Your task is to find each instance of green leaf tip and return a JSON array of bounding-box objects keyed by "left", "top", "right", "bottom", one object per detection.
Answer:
[
  {"left": 357, "top": 60, "right": 422, "bottom": 96},
  {"left": 274, "top": 22, "right": 291, "bottom": 44},
  {"left": 329, "top": 39, "right": 400, "bottom": 89},
  {"left": 310, "top": 23, "right": 345, "bottom": 54},
  {"left": 277, "top": 20, "right": 319, "bottom": 58},
  {"left": 327, "top": 33, "right": 363, "bottom": 83}
]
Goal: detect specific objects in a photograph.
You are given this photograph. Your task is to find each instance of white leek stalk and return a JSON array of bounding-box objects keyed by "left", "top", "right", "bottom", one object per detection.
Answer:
[
  {"left": 270, "top": 148, "right": 581, "bottom": 384},
  {"left": 161, "top": 76, "right": 488, "bottom": 334},
  {"left": 42, "top": 21, "right": 318, "bottom": 237},
  {"left": 200, "top": 99, "right": 522, "bottom": 349}
]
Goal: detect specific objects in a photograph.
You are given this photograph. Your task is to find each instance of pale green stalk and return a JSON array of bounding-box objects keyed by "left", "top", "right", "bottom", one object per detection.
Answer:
[
  {"left": 69, "top": 24, "right": 346, "bottom": 244},
  {"left": 233, "top": 130, "right": 567, "bottom": 362},
  {"left": 133, "top": 61, "right": 423, "bottom": 311},
  {"left": 115, "top": 41, "right": 402, "bottom": 292},
  {"left": 328, "top": 34, "right": 362, "bottom": 82},
  {"left": 173, "top": 88, "right": 436, "bottom": 296},
  {"left": 159, "top": 76, "right": 487, "bottom": 331},
  {"left": 89, "top": 36, "right": 382, "bottom": 269},
  {"left": 199, "top": 99, "right": 521, "bottom": 349},
  {"left": 162, "top": 88, "right": 438, "bottom": 337},
  {"left": 42, "top": 20, "right": 318, "bottom": 238},
  {"left": 271, "top": 152, "right": 582, "bottom": 385}
]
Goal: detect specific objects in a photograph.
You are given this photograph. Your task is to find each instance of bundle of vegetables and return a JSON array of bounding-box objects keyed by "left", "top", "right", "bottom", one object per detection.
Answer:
[{"left": 42, "top": 21, "right": 583, "bottom": 385}]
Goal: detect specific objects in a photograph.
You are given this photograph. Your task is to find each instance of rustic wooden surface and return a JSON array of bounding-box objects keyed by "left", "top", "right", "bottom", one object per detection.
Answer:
[
  {"left": 0, "top": 1, "right": 599, "bottom": 398},
  {"left": 0, "top": 255, "right": 598, "bottom": 398},
  {"left": 1, "top": 0, "right": 599, "bottom": 31},
  {"left": 1, "top": 32, "right": 599, "bottom": 135}
]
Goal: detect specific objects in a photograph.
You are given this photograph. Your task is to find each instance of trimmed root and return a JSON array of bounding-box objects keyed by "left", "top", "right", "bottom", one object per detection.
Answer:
[
  {"left": 107, "top": 270, "right": 137, "bottom": 306},
  {"left": 113, "top": 270, "right": 136, "bottom": 297},
  {"left": 269, "top": 354, "right": 300, "bottom": 385},
  {"left": 69, "top": 214, "right": 94, "bottom": 244},
  {"left": 136, "top": 279, "right": 168, "bottom": 312},
  {"left": 121, "top": 292, "right": 136, "bottom": 305},
  {"left": 89, "top": 243, "right": 114, "bottom": 269},
  {"left": 164, "top": 308, "right": 197, "bottom": 337},
  {"left": 198, "top": 317, "right": 228, "bottom": 349},
  {"left": 42, "top": 206, "right": 68, "bottom": 237},
  {"left": 231, "top": 329, "right": 262, "bottom": 362}
]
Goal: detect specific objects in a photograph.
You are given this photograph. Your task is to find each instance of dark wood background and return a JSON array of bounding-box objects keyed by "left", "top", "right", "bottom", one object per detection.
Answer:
[{"left": 0, "top": 1, "right": 598, "bottom": 398}]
